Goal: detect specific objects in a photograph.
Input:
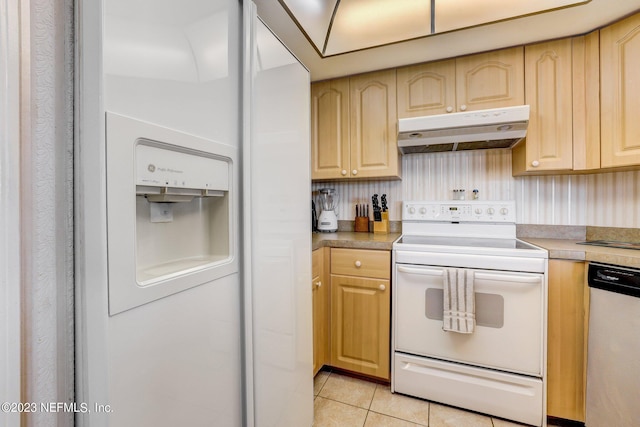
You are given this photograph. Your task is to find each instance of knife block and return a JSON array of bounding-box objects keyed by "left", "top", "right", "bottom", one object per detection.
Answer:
[
  {"left": 355, "top": 216, "right": 369, "bottom": 232},
  {"left": 373, "top": 212, "right": 389, "bottom": 234}
]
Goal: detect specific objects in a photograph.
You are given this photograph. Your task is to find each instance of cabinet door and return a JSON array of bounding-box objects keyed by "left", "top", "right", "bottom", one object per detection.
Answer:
[
  {"left": 572, "top": 31, "right": 600, "bottom": 171},
  {"left": 397, "top": 59, "right": 456, "bottom": 118},
  {"left": 456, "top": 47, "right": 524, "bottom": 112},
  {"left": 330, "top": 274, "right": 390, "bottom": 379},
  {"left": 312, "top": 248, "right": 330, "bottom": 375},
  {"left": 349, "top": 70, "right": 400, "bottom": 179},
  {"left": 601, "top": 13, "right": 640, "bottom": 168},
  {"left": 523, "top": 39, "right": 574, "bottom": 171},
  {"left": 547, "top": 260, "right": 588, "bottom": 422},
  {"left": 311, "top": 79, "right": 350, "bottom": 179}
]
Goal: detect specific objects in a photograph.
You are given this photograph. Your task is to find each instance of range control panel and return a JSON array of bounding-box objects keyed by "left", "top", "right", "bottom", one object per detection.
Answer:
[{"left": 402, "top": 201, "right": 516, "bottom": 223}]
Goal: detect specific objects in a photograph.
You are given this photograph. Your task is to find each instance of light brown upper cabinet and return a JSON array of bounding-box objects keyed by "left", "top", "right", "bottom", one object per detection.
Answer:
[
  {"left": 521, "top": 39, "right": 574, "bottom": 172},
  {"left": 397, "top": 47, "right": 524, "bottom": 119},
  {"left": 571, "top": 31, "right": 601, "bottom": 171},
  {"left": 397, "top": 59, "right": 456, "bottom": 118},
  {"left": 456, "top": 47, "right": 525, "bottom": 112},
  {"left": 311, "top": 70, "right": 401, "bottom": 180},
  {"left": 311, "top": 78, "right": 350, "bottom": 180},
  {"left": 513, "top": 32, "right": 600, "bottom": 175},
  {"left": 600, "top": 12, "right": 640, "bottom": 168},
  {"left": 349, "top": 70, "right": 400, "bottom": 179}
]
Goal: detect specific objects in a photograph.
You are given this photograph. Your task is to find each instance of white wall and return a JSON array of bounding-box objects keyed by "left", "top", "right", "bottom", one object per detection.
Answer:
[
  {"left": 0, "top": 1, "right": 75, "bottom": 427},
  {"left": 1, "top": 1, "right": 23, "bottom": 426},
  {"left": 23, "top": 0, "right": 76, "bottom": 425},
  {"left": 313, "top": 149, "right": 640, "bottom": 228}
]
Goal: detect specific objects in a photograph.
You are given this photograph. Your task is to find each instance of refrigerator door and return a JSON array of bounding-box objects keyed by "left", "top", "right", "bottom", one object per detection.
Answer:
[
  {"left": 77, "top": 0, "right": 243, "bottom": 426},
  {"left": 244, "top": 12, "right": 313, "bottom": 427}
]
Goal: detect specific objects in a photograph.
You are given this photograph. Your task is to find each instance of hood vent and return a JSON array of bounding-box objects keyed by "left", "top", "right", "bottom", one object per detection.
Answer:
[{"left": 398, "top": 105, "right": 529, "bottom": 154}]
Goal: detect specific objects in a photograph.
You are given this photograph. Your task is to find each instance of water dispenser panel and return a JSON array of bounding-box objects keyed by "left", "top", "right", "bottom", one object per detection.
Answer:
[
  {"left": 106, "top": 112, "right": 238, "bottom": 315},
  {"left": 136, "top": 142, "right": 229, "bottom": 191}
]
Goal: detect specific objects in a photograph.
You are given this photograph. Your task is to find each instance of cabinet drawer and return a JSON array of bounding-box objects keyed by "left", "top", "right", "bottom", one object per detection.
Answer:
[{"left": 331, "top": 248, "right": 390, "bottom": 279}]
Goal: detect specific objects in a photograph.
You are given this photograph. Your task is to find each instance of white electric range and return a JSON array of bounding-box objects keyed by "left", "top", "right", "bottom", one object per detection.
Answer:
[{"left": 392, "top": 200, "right": 548, "bottom": 427}]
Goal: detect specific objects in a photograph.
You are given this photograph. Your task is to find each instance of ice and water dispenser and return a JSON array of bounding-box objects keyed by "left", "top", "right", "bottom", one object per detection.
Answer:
[{"left": 106, "top": 113, "right": 238, "bottom": 314}]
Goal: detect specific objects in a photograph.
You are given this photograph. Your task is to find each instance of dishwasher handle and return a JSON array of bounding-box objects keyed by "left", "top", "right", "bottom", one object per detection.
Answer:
[{"left": 588, "top": 263, "right": 640, "bottom": 298}]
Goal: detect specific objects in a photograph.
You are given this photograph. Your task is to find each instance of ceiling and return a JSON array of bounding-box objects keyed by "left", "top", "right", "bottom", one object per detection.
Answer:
[
  {"left": 253, "top": 0, "right": 640, "bottom": 81},
  {"left": 279, "top": 0, "right": 589, "bottom": 57}
]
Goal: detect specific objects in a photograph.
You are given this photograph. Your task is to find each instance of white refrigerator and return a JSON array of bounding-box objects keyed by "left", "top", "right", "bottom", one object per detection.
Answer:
[{"left": 75, "top": 0, "right": 313, "bottom": 426}]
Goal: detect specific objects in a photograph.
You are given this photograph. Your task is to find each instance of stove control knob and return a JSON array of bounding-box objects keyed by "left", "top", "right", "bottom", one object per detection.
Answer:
[
  {"left": 419, "top": 207, "right": 427, "bottom": 214},
  {"left": 408, "top": 207, "right": 416, "bottom": 214},
  {"left": 500, "top": 207, "right": 509, "bottom": 215},
  {"left": 475, "top": 208, "right": 483, "bottom": 215},
  {"left": 487, "top": 208, "right": 495, "bottom": 215}
]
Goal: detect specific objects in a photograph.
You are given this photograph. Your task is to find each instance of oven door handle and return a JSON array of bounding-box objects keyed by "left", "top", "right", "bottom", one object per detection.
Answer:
[
  {"left": 397, "top": 266, "right": 542, "bottom": 286},
  {"left": 473, "top": 272, "right": 542, "bottom": 285},
  {"left": 396, "top": 266, "right": 443, "bottom": 276}
]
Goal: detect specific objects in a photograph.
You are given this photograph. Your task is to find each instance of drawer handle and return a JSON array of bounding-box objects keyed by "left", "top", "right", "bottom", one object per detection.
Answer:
[
  {"left": 355, "top": 260, "right": 362, "bottom": 268},
  {"left": 379, "top": 284, "right": 386, "bottom": 291}
]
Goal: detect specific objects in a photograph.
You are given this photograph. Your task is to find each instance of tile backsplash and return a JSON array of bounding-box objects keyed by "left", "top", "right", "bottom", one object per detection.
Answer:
[{"left": 312, "top": 149, "right": 640, "bottom": 228}]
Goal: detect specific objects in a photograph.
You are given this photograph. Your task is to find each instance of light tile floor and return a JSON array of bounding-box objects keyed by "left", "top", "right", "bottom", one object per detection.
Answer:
[{"left": 313, "top": 369, "right": 530, "bottom": 427}]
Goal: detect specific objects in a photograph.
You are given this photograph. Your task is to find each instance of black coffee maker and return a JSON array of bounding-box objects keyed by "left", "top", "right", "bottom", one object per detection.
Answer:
[{"left": 311, "top": 200, "right": 318, "bottom": 232}]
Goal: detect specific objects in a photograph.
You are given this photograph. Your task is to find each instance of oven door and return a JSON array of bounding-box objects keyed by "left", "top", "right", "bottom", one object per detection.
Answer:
[{"left": 394, "top": 263, "right": 544, "bottom": 376}]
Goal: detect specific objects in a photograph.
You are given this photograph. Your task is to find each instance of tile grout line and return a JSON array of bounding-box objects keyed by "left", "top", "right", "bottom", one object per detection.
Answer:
[{"left": 316, "top": 371, "right": 523, "bottom": 427}]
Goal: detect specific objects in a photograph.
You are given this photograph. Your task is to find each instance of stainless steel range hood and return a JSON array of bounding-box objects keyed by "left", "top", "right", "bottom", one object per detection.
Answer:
[{"left": 397, "top": 105, "right": 530, "bottom": 154}]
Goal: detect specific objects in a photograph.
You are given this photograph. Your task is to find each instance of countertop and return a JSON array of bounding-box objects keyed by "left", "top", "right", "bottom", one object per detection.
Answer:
[
  {"left": 312, "top": 232, "right": 640, "bottom": 269},
  {"left": 312, "top": 231, "right": 401, "bottom": 251},
  {"left": 522, "top": 238, "right": 640, "bottom": 269}
]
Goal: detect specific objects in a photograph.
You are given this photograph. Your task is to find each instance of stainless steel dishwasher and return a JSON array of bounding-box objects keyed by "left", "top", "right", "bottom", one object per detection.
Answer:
[{"left": 586, "top": 262, "right": 640, "bottom": 427}]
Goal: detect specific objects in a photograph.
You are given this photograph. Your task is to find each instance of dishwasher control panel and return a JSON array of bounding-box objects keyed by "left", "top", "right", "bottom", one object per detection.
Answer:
[{"left": 403, "top": 200, "right": 516, "bottom": 223}]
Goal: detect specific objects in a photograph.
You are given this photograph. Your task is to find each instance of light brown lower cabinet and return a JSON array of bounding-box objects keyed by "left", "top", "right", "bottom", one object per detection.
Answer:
[
  {"left": 329, "top": 248, "right": 391, "bottom": 380},
  {"left": 312, "top": 248, "right": 330, "bottom": 376},
  {"left": 547, "top": 259, "right": 589, "bottom": 422}
]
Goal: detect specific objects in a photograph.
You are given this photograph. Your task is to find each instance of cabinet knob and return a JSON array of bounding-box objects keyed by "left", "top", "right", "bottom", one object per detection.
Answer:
[
  {"left": 459, "top": 104, "right": 467, "bottom": 111},
  {"left": 352, "top": 169, "right": 358, "bottom": 175},
  {"left": 531, "top": 160, "right": 540, "bottom": 167},
  {"left": 379, "top": 284, "right": 386, "bottom": 291},
  {"left": 355, "top": 260, "right": 362, "bottom": 268},
  {"left": 341, "top": 169, "right": 347, "bottom": 176},
  {"left": 314, "top": 281, "right": 322, "bottom": 288},
  {"left": 446, "top": 106, "right": 453, "bottom": 113}
]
